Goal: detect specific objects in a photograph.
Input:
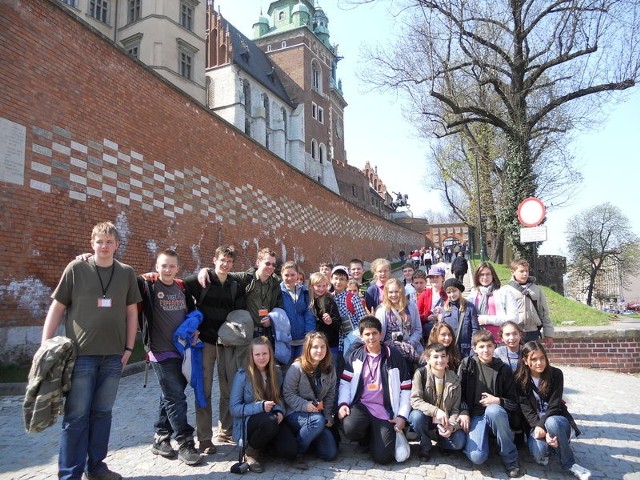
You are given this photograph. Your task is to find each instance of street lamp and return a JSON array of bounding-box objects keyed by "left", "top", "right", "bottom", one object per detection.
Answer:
[{"left": 474, "top": 155, "right": 485, "bottom": 261}]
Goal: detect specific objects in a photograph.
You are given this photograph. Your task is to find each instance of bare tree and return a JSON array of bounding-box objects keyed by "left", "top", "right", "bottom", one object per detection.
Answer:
[
  {"left": 566, "top": 203, "right": 640, "bottom": 306},
  {"left": 345, "top": 0, "right": 639, "bottom": 259}
]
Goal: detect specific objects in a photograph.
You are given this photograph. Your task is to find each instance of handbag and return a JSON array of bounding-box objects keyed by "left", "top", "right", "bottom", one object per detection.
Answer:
[{"left": 394, "top": 429, "right": 410, "bottom": 463}]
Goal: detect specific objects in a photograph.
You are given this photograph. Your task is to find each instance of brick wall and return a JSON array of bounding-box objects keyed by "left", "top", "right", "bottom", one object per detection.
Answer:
[
  {"left": 549, "top": 327, "right": 640, "bottom": 374},
  {"left": 0, "top": 0, "right": 424, "bottom": 360}
]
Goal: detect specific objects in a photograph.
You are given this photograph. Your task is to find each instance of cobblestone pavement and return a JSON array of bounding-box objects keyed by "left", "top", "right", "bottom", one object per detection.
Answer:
[{"left": 1, "top": 363, "right": 639, "bottom": 480}]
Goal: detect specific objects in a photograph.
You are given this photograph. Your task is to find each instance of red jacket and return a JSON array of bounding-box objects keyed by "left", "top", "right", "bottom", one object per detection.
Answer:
[{"left": 417, "top": 287, "right": 446, "bottom": 325}]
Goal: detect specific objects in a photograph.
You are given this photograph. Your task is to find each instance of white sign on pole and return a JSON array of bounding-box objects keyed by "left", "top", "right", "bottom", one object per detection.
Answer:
[{"left": 520, "top": 226, "right": 547, "bottom": 243}]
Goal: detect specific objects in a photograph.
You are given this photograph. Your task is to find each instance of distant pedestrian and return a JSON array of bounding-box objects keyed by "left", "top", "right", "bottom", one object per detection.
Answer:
[{"left": 451, "top": 252, "right": 468, "bottom": 282}]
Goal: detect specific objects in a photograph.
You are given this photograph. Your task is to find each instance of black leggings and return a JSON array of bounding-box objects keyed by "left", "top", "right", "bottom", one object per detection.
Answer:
[{"left": 247, "top": 412, "right": 297, "bottom": 459}]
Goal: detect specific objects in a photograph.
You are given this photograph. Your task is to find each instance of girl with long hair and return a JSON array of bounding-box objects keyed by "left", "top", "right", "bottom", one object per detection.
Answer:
[
  {"left": 467, "top": 262, "right": 518, "bottom": 342},
  {"left": 375, "top": 278, "right": 423, "bottom": 369},
  {"left": 514, "top": 342, "right": 591, "bottom": 480},
  {"left": 283, "top": 332, "right": 338, "bottom": 460},
  {"left": 426, "top": 322, "right": 462, "bottom": 372},
  {"left": 229, "top": 337, "right": 297, "bottom": 472}
]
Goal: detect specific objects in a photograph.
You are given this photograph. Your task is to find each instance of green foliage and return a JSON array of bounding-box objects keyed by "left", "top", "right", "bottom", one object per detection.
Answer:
[{"left": 475, "top": 261, "right": 610, "bottom": 326}]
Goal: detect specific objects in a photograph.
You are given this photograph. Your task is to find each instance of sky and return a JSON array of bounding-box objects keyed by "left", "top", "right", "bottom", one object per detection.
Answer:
[{"left": 212, "top": 0, "right": 640, "bottom": 257}]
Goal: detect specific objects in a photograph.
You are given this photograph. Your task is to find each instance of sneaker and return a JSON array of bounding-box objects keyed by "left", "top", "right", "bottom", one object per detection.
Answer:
[
  {"left": 152, "top": 438, "right": 177, "bottom": 458},
  {"left": 535, "top": 455, "right": 549, "bottom": 466},
  {"left": 293, "top": 455, "right": 309, "bottom": 470},
  {"left": 83, "top": 468, "right": 122, "bottom": 480},
  {"left": 418, "top": 448, "right": 431, "bottom": 461},
  {"left": 215, "top": 432, "right": 235, "bottom": 444},
  {"left": 506, "top": 464, "right": 525, "bottom": 478},
  {"left": 178, "top": 440, "right": 203, "bottom": 466},
  {"left": 197, "top": 440, "right": 217, "bottom": 455},
  {"left": 569, "top": 463, "right": 592, "bottom": 480}
]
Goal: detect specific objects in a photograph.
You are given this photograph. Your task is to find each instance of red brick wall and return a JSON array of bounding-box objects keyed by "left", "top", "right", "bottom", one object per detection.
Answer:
[
  {"left": 549, "top": 328, "right": 640, "bottom": 374},
  {"left": 0, "top": 0, "right": 424, "bottom": 337}
]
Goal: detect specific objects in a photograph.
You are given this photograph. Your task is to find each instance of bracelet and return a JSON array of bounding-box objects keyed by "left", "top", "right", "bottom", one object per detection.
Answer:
[{"left": 124, "top": 347, "right": 134, "bottom": 352}]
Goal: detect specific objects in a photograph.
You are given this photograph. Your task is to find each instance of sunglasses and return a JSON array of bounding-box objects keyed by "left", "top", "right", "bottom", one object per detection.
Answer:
[{"left": 263, "top": 261, "right": 276, "bottom": 267}]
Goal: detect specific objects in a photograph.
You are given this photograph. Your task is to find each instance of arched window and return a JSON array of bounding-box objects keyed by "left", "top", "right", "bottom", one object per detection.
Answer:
[
  {"left": 311, "top": 139, "right": 317, "bottom": 159},
  {"left": 262, "top": 93, "right": 270, "bottom": 126},
  {"left": 311, "top": 60, "right": 321, "bottom": 92},
  {"left": 243, "top": 80, "right": 251, "bottom": 112},
  {"left": 319, "top": 144, "right": 326, "bottom": 164}
]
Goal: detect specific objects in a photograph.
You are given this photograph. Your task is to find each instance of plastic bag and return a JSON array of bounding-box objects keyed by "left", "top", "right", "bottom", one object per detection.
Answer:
[{"left": 395, "top": 429, "right": 410, "bottom": 462}]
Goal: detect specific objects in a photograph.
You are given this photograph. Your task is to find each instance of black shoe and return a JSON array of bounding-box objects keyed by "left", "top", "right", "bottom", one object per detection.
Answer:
[
  {"left": 152, "top": 439, "right": 177, "bottom": 458},
  {"left": 178, "top": 440, "right": 202, "bottom": 466},
  {"left": 418, "top": 448, "right": 431, "bottom": 461},
  {"left": 507, "top": 465, "right": 525, "bottom": 478}
]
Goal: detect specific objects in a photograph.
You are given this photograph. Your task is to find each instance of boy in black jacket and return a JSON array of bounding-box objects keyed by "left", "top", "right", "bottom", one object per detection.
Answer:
[{"left": 457, "top": 331, "right": 523, "bottom": 478}]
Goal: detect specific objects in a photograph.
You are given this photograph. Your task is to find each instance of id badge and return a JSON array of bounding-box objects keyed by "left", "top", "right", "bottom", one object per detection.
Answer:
[
  {"left": 367, "top": 383, "right": 378, "bottom": 391},
  {"left": 97, "top": 297, "right": 112, "bottom": 308},
  {"left": 258, "top": 307, "right": 269, "bottom": 317}
]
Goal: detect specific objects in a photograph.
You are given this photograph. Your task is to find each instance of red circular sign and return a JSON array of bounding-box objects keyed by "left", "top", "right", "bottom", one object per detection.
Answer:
[{"left": 517, "top": 197, "right": 546, "bottom": 227}]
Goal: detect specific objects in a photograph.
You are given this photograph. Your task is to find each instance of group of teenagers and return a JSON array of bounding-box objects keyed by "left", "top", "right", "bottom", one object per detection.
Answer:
[{"left": 38, "top": 221, "right": 590, "bottom": 480}]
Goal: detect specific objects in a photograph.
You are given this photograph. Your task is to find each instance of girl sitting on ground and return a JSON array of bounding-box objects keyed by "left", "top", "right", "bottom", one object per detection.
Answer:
[
  {"left": 283, "top": 332, "right": 338, "bottom": 461},
  {"left": 229, "top": 337, "right": 297, "bottom": 472},
  {"left": 514, "top": 341, "right": 592, "bottom": 480}
]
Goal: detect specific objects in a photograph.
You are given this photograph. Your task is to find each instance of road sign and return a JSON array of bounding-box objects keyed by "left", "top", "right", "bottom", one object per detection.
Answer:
[
  {"left": 517, "top": 197, "right": 546, "bottom": 227},
  {"left": 520, "top": 226, "right": 547, "bottom": 243}
]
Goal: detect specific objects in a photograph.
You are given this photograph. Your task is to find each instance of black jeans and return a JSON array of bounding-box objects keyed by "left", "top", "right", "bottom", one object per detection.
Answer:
[{"left": 342, "top": 403, "right": 395, "bottom": 464}]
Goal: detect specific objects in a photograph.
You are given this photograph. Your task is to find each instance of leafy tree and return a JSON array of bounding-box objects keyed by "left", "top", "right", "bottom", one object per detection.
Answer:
[
  {"left": 344, "top": 0, "right": 640, "bottom": 260},
  {"left": 566, "top": 203, "right": 640, "bottom": 306}
]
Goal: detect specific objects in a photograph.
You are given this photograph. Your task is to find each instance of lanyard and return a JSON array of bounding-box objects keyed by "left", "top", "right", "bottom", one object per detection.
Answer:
[{"left": 95, "top": 262, "right": 115, "bottom": 298}]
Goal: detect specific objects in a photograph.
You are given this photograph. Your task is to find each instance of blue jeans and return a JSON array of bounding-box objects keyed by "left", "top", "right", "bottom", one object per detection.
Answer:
[
  {"left": 463, "top": 405, "right": 519, "bottom": 468},
  {"left": 286, "top": 412, "right": 337, "bottom": 460},
  {"left": 151, "top": 358, "right": 194, "bottom": 444},
  {"left": 528, "top": 415, "right": 576, "bottom": 470},
  {"left": 408, "top": 410, "right": 466, "bottom": 452},
  {"left": 58, "top": 355, "right": 122, "bottom": 480}
]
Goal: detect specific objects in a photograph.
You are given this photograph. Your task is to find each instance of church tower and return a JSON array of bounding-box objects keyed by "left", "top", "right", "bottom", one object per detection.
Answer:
[{"left": 251, "top": 1, "right": 347, "bottom": 190}]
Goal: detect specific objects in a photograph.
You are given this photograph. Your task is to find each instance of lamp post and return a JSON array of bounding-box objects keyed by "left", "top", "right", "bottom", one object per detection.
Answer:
[{"left": 474, "top": 155, "right": 485, "bottom": 261}]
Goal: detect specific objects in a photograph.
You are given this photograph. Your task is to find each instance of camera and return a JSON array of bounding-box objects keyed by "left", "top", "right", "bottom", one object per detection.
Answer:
[
  {"left": 230, "top": 461, "right": 250, "bottom": 474},
  {"left": 391, "top": 331, "right": 403, "bottom": 342}
]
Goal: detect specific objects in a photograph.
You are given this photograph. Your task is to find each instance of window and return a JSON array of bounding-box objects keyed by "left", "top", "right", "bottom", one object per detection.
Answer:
[
  {"left": 181, "top": 0, "right": 196, "bottom": 31},
  {"left": 352, "top": 185, "right": 357, "bottom": 197},
  {"left": 177, "top": 39, "right": 198, "bottom": 81},
  {"left": 267, "top": 45, "right": 272, "bottom": 52},
  {"left": 317, "top": 106, "right": 324, "bottom": 124},
  {"left": 312, "top": 62, "right": 320, "bottom": 91},
  {"left": 311, "top": 102, "right": 317, "bottom": 120},
  {"left": 127, "top": 0, "right": 140, "bottom": 24},
  {"left": 281, "top": 41, "right": 287, "bottom": 48},
  {"left": 180, "top": 51, "right": 192, "bottom": 79},
  {"left": 311, "top": 140, "right": 317, "bottom": 159},
  {"left": 243, "top": 80, "right": 251, "bottom": 111},
  {"left": 122, "top": 33, "right": 142, "bottom": 60},
  {"left": 60, "top": 0, "right": 78, "bottom": 7},
  {"left": 89, "top": 0, "right": 109, "bottom": 23},
  {"left": 263, "top": 94, "right": 270, "bottom": 126},
  {"left": 319, "top": 144, "right": 325, "bottom": 164}
]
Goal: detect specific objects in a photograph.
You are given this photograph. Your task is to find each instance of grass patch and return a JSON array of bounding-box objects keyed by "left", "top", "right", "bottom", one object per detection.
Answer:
[{"left": 473, "top": 260, "right": 611, "bottom": 326}]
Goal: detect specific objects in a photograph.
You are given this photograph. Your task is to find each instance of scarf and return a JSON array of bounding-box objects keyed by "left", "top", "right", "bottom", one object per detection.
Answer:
[{"left": 476, "top": 285, "right": 495, "bottom": 314}]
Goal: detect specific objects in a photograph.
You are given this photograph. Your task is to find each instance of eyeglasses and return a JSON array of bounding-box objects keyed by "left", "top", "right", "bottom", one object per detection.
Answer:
[{"left": 263, "top": 261, "right": 276, "bottom": 267}]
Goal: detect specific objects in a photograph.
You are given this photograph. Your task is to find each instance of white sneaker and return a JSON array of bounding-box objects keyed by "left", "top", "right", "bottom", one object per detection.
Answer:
[{"left": 569, "top": 463, "right": 591, "bottom": 480}]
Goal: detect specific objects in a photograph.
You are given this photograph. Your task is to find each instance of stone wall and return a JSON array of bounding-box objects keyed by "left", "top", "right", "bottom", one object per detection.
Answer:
[
  {"left": 549, "top": 326, "right": 640, "bottom": 374},
  {"left": 0, "top": 0, "right": 424, "bottom": 361}
]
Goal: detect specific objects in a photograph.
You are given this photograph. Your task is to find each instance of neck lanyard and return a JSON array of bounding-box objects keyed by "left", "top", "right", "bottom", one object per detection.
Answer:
[
  {"left": 95, "top": 262, "right": 115, "bottom": 298},
  {"left": 366, "top": 353, "right": 381, "bottom": 384}
]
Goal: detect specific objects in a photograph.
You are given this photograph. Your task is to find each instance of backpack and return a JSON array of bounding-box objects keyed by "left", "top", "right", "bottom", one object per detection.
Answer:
[
  {"left": 346, "top": 291, "right": 356, "bottom": 315},
  {"left": 138, "top": 278, "right": 194, "bottom": 351}
]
